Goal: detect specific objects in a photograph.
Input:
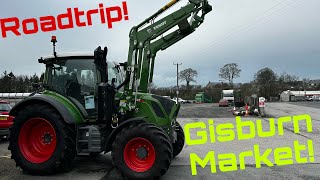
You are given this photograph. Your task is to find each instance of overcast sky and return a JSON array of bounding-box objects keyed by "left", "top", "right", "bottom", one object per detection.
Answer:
[{"left": 0, "top": 0, "right": 319, "bottom": 87}]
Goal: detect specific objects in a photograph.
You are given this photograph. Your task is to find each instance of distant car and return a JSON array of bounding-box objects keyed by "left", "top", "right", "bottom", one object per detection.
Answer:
[
  {"left": 163, "top": 96, "right": 171, "bottom": 99},
  {"left": 0, "top": 100, "right": 13, "bottom": 141},
  {"left": 219, "top": 99, "right": 229, "bottom": 107},
  {"left": 186, "top": 100, "right": 195, "bottom": 104},
  {"left": 306, "top": 97, "right": 314, "bottom": 101},
  {"left": 172, "top": 97, "right": 187, "bottom": 104}
]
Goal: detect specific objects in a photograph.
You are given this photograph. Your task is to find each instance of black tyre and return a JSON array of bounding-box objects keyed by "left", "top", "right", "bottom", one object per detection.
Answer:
[
  {"left": 112, "top": 123, "right": 173, "bottom": 179},
  {"left": 9, "top": 104, "right": 76, "bottom": 175},
  {"left": 172, "top": 122, "right": 185, "bottom": 158}
]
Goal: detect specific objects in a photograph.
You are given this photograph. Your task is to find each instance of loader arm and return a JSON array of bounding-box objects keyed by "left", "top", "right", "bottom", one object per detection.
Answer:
[{"left": 123, "top": 0, "right": 212, "bottom": 109}]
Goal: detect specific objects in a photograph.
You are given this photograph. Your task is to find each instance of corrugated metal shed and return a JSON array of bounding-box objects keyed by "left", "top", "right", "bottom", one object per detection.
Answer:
[{"left": 289, "top": 91, "right": 320, "bottom": 96}]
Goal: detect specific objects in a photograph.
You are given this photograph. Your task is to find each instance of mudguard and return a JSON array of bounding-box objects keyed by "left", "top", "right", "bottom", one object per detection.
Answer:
[{"left": 9, "top": 95, "right": 81, "bottom": 124}]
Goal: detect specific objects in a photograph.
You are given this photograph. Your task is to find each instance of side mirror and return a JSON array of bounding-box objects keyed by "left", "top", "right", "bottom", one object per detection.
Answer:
[{"left": 38, "top": 57, "right": 45, "bottom": 64}]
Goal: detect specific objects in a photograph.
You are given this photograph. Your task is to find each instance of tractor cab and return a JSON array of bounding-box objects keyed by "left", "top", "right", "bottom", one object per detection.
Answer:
[{"left": 39, "top": 53, "right": 124, "bottom": 117}]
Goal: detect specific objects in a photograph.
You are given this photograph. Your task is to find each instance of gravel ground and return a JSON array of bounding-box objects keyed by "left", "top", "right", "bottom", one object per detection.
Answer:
[
  {"left": 178, "top": 103, "right": 234, "bottom": 118},
  {"left": 1, "top": 102, "right": 320, "bottom": 180}
]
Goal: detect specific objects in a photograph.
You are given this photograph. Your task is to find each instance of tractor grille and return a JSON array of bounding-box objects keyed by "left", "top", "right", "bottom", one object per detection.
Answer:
[{"left": 152, "top": 95, "right": 175, "bottom": 117}]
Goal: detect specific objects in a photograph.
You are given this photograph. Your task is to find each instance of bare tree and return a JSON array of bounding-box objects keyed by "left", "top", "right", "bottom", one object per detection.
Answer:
[
  {"left": 254, "top": 68, "right": 278, "bottom": 98},
  {"left": 279, "top": 72, "right": 299, "bottom": 83},
  {"left": 219, "top": 63, "right": 241, "bottom": 85},
  {"left": 179, "top": 68, "right": 198, "bottom": 89},
  {"left": 302, "top": 78, "right": 310, "bottom": 90}
]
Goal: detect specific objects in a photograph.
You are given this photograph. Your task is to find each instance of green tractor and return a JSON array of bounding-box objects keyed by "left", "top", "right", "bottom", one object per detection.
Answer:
[{"left": 8, "top": 0, "right": 211, "bottom": 179}]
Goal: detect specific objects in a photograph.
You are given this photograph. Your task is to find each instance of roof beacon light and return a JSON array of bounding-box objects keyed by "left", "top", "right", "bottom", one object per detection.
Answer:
[{"left": 51, "top": 36, "right": 57, "bottom": 57}]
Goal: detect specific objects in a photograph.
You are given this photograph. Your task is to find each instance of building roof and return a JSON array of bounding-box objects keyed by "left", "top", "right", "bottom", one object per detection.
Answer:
[
  {"left": 206, "top": 81, "right": 219, "bottom": 85},
  {"left": 206, "top": 81, "right": 220, "bottom": 88},
  {"left": 309, "top": 79, "right": 320, "bottom": 84},
  {"left": 282, "top": 90, "right": 320, "bottom": 96}
]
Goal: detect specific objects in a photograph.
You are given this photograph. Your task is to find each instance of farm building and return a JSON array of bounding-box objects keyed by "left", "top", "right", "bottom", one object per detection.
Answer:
[
  {"left": 309, "top": 80, "right": 320, "bottom": 87},
  {"left": 280, "top": 90, "right": 320, "bottom": 102}
]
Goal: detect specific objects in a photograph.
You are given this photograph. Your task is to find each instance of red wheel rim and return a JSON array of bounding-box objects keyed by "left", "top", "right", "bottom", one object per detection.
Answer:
[
  {"left": 18, "top": 118, "right": 57, "bottom": 164},
  {"left": 124, "top": 138, "right": 156, "bottom": 172}
]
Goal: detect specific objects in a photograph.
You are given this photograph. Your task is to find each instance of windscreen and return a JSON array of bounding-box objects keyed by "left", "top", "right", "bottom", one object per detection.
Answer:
[
  {"left": 223, "top": 93, "right": 234, "bottom": 97},
  {"left": 0, "top": 104, "right": 11, "bottom": 112},
  {"left": 46, "top": 59, "right": 97, "bottom": 98}
]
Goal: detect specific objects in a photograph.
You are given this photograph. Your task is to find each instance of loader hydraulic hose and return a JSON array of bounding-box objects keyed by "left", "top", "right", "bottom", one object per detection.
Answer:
[
  {"left": 116, "top": 63, "right": 130, "bottom": 90},
  {"left": 116, "top": 74, "right": 130, "bottom": 90},
  {"left": 137, "top": 0, "right": 181, "bottom": 28},
  {"left": 162, "top": 0, "right": 181, "bottom": 11}
]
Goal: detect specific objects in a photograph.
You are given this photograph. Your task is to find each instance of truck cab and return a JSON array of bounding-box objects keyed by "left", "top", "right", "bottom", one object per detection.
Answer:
[{"left": 222, "top": 90, "right": 235, "bottom": 103}]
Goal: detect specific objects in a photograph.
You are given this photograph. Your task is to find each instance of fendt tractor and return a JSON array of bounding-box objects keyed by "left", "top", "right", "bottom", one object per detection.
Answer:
[{"left": 8, "top": 0, "right": 212, "bottom": 179}]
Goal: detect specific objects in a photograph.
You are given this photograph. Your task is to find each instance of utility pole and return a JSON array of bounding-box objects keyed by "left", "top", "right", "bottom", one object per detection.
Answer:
[{"left": 173, "top": 62, "right": 182, "bottom": 103}]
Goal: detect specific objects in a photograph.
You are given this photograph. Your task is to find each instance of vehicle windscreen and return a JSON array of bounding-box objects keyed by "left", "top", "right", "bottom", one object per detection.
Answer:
[
  {"left": 224, "top": 93, "right": 234, "bottom": 97},
  {"left": 47, "top": 59, "right": 97, "bottom": 99},
  {"left": 0, "top": 104, "right": 11, "bottom": 112}
]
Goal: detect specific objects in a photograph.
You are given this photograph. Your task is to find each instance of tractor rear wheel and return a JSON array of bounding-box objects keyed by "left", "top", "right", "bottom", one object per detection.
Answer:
[
  {"left": 112, "top": 123, "right": 173, "bottom": 179},
  {"left": 9, "top": 104, "right": 76, "bottom": 174},
  {"left": 172, "top": 122, "right": 185, "bottom": 157}
]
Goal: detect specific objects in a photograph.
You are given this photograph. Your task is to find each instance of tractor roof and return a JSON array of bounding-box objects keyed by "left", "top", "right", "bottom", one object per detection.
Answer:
[
  {"left": 39, "top": 52, "right": 121, "bottom": 66},
  {"left": 42, "top": 52, "right": 93, "bottom": 61}
]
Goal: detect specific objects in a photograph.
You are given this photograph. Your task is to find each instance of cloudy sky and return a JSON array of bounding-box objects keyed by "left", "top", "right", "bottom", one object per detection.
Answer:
[{"left": 0, "top": 0, "right": 319, "bottom": 87}]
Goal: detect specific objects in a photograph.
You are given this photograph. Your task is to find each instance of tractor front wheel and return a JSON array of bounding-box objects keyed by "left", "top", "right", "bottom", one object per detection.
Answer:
[
  {"left": 9, "top": 104, "right": 76, "bottom": 174},
  {"left": 112, "top": 123, "right": 173, "bottom": 179}
]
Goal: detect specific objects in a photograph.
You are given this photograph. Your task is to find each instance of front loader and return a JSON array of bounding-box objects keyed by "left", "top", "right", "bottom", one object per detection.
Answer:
[{"left": 8, "top": 0, "right": 212, "bottom": 179}]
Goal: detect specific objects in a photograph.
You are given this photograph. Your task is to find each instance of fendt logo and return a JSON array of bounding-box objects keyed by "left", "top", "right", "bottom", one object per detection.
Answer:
[
  {"left": 146, "top": 21, "right": 167, "bottom": 34},
  {"left": 153, "top": 21, "right": 166, "bottom": 30}
]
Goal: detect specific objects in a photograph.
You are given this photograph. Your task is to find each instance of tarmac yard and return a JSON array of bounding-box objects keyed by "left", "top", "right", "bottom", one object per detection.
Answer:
[{"left": 1, "top": 102, "right": 320, "bottom": 180}]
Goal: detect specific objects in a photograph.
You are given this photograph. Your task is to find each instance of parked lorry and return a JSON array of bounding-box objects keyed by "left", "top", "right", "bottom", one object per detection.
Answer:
[
  {"left": 221, "top": 89, "right": 234, "bottom": 103},
  {"left": 221, "top": 89, "right": 245, "bottom": 107},
  {"left": 195, "top": 92, "right": 212, "bottom": 103}
]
